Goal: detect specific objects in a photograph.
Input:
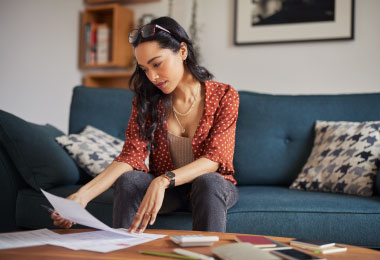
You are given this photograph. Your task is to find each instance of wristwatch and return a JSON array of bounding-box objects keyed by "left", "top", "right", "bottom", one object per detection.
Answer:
[{"left": 163, "top": 171, "right": 176, "bottom": 188}]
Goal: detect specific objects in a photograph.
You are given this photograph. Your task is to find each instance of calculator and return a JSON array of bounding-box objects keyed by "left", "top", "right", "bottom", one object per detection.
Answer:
[{"left": 170, "top": 235, "right": 219, "bottom": 247}]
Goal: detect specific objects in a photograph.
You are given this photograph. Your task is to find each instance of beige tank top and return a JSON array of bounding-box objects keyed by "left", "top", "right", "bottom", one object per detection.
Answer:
[{"left": 167, "top": 132, "right": 194, "bottom": 169}]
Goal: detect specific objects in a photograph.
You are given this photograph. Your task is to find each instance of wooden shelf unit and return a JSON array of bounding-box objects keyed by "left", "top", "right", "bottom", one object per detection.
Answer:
[
  {"left": 79, "top": 4, "right": 134, "bottom": 69},
  {"left": 84, "top": 71, "right": 134, "bottom": 89},
  {"left": 85, "top": 0, "right": 160, "bottom": 4}
]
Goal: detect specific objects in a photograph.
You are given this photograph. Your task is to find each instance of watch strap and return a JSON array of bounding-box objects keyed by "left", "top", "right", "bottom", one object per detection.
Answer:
[{"left": 164, "top": 171, "right": 176, "bottom": 188}]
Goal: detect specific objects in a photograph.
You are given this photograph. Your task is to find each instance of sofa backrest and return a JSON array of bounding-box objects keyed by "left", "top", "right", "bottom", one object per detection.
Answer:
[
  {"left": 70, "top": 87, "right": 380, "bottom": 194},
  {"left": 234, "top": 91, "right": 380, "bottom": 189},
  {"left": 69, "top": 86, "right": 134, "bottom": 140}
]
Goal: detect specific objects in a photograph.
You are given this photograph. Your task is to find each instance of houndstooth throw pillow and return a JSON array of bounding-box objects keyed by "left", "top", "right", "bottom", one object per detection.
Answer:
[
  {"left": 290, "top": 120, "right": 380, "bottom": 197},
  {"left": 56, "top": 126, "right": 123, "bottom": 177}
]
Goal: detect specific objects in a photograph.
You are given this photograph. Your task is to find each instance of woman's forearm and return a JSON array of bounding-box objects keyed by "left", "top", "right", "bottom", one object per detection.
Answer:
[
  {"left": 76, "top": 161, "right": 133, "bottom": 205},
  {"left": 171, "top": 157, "right": 220, "bottom": 186}
]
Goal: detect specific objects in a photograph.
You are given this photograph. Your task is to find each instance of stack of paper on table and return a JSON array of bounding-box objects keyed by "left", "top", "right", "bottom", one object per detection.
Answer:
[
  {"left": 0, "top": 229, "right": 165, "bottom": 253},
  {"left": 0, "top": 189, "right": 165, "bottom": 253},
  {"left": 0, "top": 229, "right": 62, "bottom": 250}
]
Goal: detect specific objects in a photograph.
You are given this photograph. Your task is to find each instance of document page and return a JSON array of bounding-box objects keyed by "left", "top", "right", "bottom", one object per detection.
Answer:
[
  {"left": 48, "top": 230, "right": 166, "bottom": 253},
  {"left": 39, "top": 189, "right": 166, "bottom": 252},
  {"left": 41, "top": 189, "right": 115, "bottom": 231},
  {"left": 0, "top": 229, "right": 61, "bottom": 249},
  {"left": 41, "top": 189, "right": 135, "bottom": 237},
  {"left": 0, "top": 229, "right": 165, "bottom": 253}
]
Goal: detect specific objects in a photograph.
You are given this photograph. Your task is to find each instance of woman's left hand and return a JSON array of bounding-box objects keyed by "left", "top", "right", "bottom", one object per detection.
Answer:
[{"left": 128, "top": 176, "right": 169, "bottom": 233}]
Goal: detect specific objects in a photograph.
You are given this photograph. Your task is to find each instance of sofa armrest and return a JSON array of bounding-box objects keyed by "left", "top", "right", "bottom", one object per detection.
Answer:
[{"left": 0, "top": 143, "right": 27, "bottom": 232}]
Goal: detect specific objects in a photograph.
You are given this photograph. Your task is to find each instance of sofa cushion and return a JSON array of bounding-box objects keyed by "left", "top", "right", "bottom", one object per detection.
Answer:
[
  {"left": 0, "top": 110, "right": 81, "bottom": 191},
  {"left": 56, "top": 125, "right": 124, "bottom": 177},
  {"left": 227, "top": 186, "right": 380, "bottom": 248},
  {"left": 234, "top": 92, "right": 380, "bottom": 186},
  {"left": 290, "top": 120, "right": 380, "bottom": 197},
  {"left": 69, "top": 86, "right": 134, "bottom": 140},
  {"left": 14, "top": 184, "right": 380, "bottom": 248}
]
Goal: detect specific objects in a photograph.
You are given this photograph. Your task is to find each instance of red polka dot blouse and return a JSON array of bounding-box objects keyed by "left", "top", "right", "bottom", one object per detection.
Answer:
[{"left": 114, "top": 80, "right": 239, "bottom": 184}]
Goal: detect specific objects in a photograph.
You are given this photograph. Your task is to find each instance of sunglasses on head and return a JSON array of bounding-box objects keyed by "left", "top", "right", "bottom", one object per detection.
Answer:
[{"left": 128, "top": 24, "right": 172, "bottom": 44}]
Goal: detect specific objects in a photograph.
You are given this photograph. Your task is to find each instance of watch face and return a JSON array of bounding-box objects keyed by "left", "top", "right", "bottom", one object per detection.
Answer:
[{"left": 165, "top": 171, "right": 175, "bottom": 178}]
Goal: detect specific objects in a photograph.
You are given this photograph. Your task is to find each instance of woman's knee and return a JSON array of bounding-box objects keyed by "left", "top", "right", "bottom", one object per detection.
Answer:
[
  {"left": 191, "top": 172, "right": 225, "bottom": 194},
  {"left": 114, "top": 170, "right": 152, "bottom": 193}
]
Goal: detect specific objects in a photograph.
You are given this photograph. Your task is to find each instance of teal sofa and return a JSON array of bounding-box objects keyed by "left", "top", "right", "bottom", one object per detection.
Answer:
[{"left": 1, "top": 86, "right": 379, "bottom": 248}]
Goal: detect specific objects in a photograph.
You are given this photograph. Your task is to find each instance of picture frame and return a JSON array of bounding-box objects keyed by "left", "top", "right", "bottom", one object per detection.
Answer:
[{"left": 234, "top": 0, "right": 355, "bottom": 45}]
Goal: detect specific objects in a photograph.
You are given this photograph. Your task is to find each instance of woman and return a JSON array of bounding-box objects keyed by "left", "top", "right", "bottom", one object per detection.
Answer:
[{"left": 52, "top": 16, "right": 239, "bottom": 233}]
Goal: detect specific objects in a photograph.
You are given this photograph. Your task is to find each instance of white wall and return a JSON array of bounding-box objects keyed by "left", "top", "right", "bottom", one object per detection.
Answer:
[
  {"left": 0, "top": 0, "right": 82, "bottom": 132},
  {"left": 129, "top": 0, "right": 380, "bottom": 94},
  {"left": 0, "top": 0, "right": 379, "bottom": 132}
]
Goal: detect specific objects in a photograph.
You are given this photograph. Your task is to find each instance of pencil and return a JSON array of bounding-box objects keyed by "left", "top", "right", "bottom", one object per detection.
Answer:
[{"left": 140, "top": 250, "right": 198, "bottom": 259}]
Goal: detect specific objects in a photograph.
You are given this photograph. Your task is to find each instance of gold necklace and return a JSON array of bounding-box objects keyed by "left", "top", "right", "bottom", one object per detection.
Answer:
[
  {"left": 173, "top": 110, "right": 186, "bottom": 133},
  {"left": 172, "top": 82, "right": 200, "bottom": 117},
  {"left": 172, "top": 82, "right": 201, "bottom": 134}
]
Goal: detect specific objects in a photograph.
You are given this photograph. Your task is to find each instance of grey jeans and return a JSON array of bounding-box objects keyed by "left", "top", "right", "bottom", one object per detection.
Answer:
[{"left": 112, "top": 170, "right": 239, "bottom": 232}]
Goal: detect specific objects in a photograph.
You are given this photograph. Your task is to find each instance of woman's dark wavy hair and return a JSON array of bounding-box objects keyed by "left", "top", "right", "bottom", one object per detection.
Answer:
[{"left": 130, "top": 16, "right": 213, "bottom": 145}]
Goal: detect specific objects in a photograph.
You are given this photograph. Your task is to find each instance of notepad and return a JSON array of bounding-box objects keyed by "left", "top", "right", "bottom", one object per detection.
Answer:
[
  {"left": 291, "top": 243, "right": 347, "bottom": 254},
  {"left": 290, "top": 238, "right": 335, "bottom": 248},
  {"left": 212, "top": 243, "right": 281, "bottom": 260},
  {"left": 261, "top": 238, "right": 292, "bottom": 251},
  {"left": 235, "top": 235, "right": 276, "bottom": 248}
]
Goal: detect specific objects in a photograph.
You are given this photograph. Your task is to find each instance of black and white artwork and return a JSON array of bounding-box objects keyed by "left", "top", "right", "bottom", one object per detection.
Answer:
[{"left": 234, "top": 0, "right": 354, "bottom": 45}]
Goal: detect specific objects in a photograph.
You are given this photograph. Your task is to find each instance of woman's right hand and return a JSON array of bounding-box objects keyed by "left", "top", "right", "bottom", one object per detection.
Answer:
[{"left": 51, "top": 192, "right": 88, "bottom": 229}]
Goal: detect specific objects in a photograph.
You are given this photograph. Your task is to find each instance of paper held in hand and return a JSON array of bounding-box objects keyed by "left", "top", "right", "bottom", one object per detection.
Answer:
[
  {"left": 41, "top": 189, "right": 131, "bottom": 236},
  {"left": 40, "top": 189, "right": 165, "bottom": 240},
  {"left": 38, "top": 189, "right": 166, "bottom": 253}
]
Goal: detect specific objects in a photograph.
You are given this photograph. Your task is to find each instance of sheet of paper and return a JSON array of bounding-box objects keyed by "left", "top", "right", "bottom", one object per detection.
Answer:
[
  {"left": 40, "top": 189, "right": 166, "bottom": 252},
  {"left": 41, "top": 189, "right": 138, "bottom": 238},
  {"left": 0, "top": 229, "right": 62, "bottom": 250},
  {"left": 47, "top": 230, "right": 166, "bottom": 253},
  {"left": 41, "top": 189, "right": 114, "bottom": 231},
  {"left": 0, "top": 228, "right": 165, "bottom": 253},
  {"left": 0, "top": 189, "right": 167, "bottom": 253}
]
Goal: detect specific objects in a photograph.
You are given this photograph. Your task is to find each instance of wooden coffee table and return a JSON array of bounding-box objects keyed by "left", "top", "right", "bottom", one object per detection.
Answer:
[{"left": 0, "top": 229, "right": 379, "bottom": 260}]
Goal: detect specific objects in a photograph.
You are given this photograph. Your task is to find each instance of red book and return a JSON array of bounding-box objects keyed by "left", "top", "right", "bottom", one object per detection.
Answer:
[{"left": 235, "top": 235, "right": 276, "bottom": 248}]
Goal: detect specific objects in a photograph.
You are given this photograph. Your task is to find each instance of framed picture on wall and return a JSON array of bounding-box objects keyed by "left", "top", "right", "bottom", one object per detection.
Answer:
[{"left": 234, "top": 0, "right": 355, "bottom": 45}]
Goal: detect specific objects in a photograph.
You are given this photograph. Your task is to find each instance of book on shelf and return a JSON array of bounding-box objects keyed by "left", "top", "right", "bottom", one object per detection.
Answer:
[
  {"left": 96, "top": 24, "right": 110, "bottom": 64},
  {"left": 235, "top": 235, "right": 276, "bottom": 248},
  {"left": 85, "top": 23, "right": 91, "bottom": 64},
  {"left": 290, "top": 238, "right": 335, "bottom": 248},
  {"left": 84, "top": 22, "right": 111, "bottom": 65},
  {"left": 90, "top": 22, "right": 97, "bottom": 64}
]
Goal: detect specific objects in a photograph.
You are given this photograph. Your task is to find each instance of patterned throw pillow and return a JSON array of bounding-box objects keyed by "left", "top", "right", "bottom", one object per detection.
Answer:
[
  {"left": 290, "top": 120, "right": 380, "bottom": 197},
  {"left": 56, "top": 126, "right": 124, "bottom": 177}
]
